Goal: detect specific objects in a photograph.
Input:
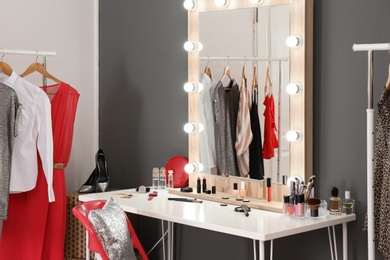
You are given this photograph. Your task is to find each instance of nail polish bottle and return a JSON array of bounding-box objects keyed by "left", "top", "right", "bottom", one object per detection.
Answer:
[
  {"left": 341, "top": 191, "right": 355, "bottom": 215},
  {"left": 240, "top": 181, "right": 247, "bottom": 198},
  {"left": 233, "top": 183, "right": 239, "bottom": 198},
  {"left": 329, "top": 187, "right": 341, "bottom": 215}
]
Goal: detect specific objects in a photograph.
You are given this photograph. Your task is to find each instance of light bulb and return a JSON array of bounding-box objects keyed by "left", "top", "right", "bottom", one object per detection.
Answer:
[
  {"left": 184, "top": 163, "right": 204, "bottom": 173},
  {"left": 286, "top": 83, "right": 302, "bottom": 95},
  {"left": 286, "top": 130, "right": 303, "bottom": 142},
  {"left": 215, "top": 0, "right": 228, "bottom": 7},
  {"left": 184, "top": 41, "right": 203, "bottom": 52},
  {"left": 286, "top": 35, "right": 302, "bottom": 48},
  {"left": 184, "top": 41, "right": 196, "bottom": 52},
  {"left": 184, "top": 82, "right": 204, "bottom": 92},
  {"left": 183, "top": 0, "right": 196, "bottom": 10},
  {"left": 184, "top": 122, "right": 204, "bottom": 133},
  {"left": 250, "top": 0, "right": 264, "bottom": 3}
]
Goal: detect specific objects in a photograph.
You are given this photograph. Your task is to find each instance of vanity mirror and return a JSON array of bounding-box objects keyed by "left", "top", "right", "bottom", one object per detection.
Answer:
[{"left": 185, "top": 0, "right": 312, "bottom": 190}]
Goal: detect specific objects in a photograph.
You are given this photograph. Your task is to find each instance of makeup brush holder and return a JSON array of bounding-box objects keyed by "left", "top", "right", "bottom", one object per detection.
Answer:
[{"left": 306, "top": 200, "right": 328, "bottom": 218}]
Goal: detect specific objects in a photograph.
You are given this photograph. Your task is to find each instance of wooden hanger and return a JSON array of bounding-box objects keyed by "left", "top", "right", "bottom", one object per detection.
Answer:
[
  {"left": 20, "top": 62, "right": 61, "bottom": 84},
  {"left": 252, "top": 65, "right": 258, "bottom": 91},
  {"left": 264, "top": 66, "right": 273, "bottom": 95},
  {"left": 204, "top": 56, "right": 212, "bottom": 79},
  {"left": 385, "top": 64, "right": 390, "bottom": 93},
  {"left": 221, "top": 66, "right": 233, "bottom": 90},
  {"left": 0, "top": 61, "right": 13, "bottom": 76}
]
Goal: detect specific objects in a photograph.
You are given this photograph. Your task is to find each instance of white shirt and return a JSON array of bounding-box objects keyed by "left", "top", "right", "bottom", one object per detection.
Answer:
[
  {"left": 0, "top": 72, "right": 54, "bottom": 202},
  {"left": 199, "top": 73, "right": 217, "bottom": 173}
]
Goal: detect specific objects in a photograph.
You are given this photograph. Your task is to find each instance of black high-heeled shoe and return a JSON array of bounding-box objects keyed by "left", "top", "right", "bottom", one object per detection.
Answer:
[
  {"left": 79, "top": 169, "right": 97, "bottom": 193},
  {"left": 96, "top": 149, "right": 110, "bottom": 192}
]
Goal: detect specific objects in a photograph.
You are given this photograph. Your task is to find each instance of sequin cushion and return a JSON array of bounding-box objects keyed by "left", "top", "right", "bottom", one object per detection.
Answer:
[{"left": 88, "top": 197, "right": 137, "bottom": 260}]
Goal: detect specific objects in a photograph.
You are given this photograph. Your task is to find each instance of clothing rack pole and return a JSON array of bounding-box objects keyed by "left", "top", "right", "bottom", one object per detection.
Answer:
[
  {"left": 352, "top": 42, "right": 390, "bottom": 260},
  {"left": 199, "top": 56, "right": 288, "bottom": 62},
  {"left": 0, "top": 49, "right": 56, "bottom": 57}
]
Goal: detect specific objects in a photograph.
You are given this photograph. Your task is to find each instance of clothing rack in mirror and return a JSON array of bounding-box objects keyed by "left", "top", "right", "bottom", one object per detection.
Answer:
[
  {"left": 199, "top": 56, "right": 288, "bottom": 62},
  {"left": 0, "top": 48, "right": 57, "bottom": 86},
  {"left": 352, "top": 42, "right": 390, "bottom": 260}
]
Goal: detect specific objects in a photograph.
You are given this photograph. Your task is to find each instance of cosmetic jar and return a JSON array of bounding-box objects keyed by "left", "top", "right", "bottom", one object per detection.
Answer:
[{"left": 283, "top": 195, "right": 290, "bottom": 215}]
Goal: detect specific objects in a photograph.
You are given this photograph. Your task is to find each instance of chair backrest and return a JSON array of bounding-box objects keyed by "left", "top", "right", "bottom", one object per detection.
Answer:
[{"left": 72, "top": 200, "right": 148, "bottom": 260}]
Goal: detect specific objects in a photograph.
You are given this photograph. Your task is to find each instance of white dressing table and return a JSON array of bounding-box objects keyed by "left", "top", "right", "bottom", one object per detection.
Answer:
[{"left": 79, "top": 189, "right": 355, "bottom": 260}]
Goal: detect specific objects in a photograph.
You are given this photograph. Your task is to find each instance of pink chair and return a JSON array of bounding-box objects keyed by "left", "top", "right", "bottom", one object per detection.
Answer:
[{"left": 72, "top": 200, "right": 148, "bottom": 260}]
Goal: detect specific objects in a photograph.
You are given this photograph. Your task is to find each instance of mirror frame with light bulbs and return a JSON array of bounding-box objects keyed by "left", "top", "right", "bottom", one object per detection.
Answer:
[{"left": 183, "top": 0, "right": 313, "bottom": 199}]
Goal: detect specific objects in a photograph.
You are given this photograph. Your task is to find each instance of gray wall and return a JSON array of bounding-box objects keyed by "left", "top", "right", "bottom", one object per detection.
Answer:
[{"left": 99, "top": 0, "right": 390, "bottom": 259}]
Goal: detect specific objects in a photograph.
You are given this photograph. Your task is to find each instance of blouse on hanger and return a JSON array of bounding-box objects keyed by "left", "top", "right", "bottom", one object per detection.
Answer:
[
  {"left": 199, "top": 73, "right": 217, "bottom": 173},
  {"left": 0, "top": 72, "right": 54, "bottom": 202},
  {"left": 235, "top": 77, "right": 252, "bottom": 177},
  {"left": 213, "top": 79, "right": 240, "bottom": 176}
]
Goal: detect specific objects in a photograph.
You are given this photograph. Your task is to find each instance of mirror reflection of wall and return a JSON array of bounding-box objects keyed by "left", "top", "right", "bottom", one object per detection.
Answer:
[{"left": 198, "top": 5, "right": 290, "bottom": 183}]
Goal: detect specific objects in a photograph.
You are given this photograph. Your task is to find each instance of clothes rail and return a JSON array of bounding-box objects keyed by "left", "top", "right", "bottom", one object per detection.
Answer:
[
  {"left": 352, "top": 42, "right": 390, "bottom": 260},
  {"left": 199, "top": 56, "right": 288, "bottom": 62},
  {"left": 0, "top": 49, "right": 56, "bottom": 57}
]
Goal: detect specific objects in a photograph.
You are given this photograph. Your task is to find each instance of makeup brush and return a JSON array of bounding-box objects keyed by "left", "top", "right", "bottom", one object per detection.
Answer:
[{"left": 307, "top": 197, "right": 321, "bottom": 217}]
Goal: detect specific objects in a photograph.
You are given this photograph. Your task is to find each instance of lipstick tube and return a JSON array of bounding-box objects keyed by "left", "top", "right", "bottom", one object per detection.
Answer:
[
  {"left": 197, "top": 177, "right": 201, "bottom": 194},
  {"left": 267, "top": 178, "right": 271, "bottom": 202}
]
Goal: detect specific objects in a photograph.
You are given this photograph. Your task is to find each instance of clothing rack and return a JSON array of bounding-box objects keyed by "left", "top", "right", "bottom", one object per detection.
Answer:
[
  {"left": 199, "top": 56, "right": 288, "bottom": 62},
  {"left": 200, "top": 55, "right": 286, "bottom": 182},
  {"left": 352, "top": 42, "right": 390, "bottom": 260},
  {"left": 1, "top": 48, "right": 57, "bottom": 86}
]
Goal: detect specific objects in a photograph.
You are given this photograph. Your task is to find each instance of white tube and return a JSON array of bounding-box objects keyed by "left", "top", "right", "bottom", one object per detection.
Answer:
[
  {"left": 352, "top": 43, "right": 390, "bottom": 52},
  {"left": 367, "top": 109, "right": 375, "bottom": 260},
  {"left": 0, "top": 49, "right": 56, "bottom": 56}
]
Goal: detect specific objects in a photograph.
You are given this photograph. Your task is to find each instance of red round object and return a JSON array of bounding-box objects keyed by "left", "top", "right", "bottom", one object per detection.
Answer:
[{"left": 165, "top": 156, "right": 189, "bottom": 188}]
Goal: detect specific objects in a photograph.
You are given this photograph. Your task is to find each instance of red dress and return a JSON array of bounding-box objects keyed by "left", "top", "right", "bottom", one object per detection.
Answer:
[
  {"left": 262, "top": 94, "right": 278, "bottom": 159},
  {"left": 0, "top": 82, "right": 79, "bottom": 260}
]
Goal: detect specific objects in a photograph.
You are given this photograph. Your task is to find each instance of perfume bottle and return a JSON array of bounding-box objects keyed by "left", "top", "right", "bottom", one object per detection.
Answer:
[
  {"left": 341, "top": 191, "right": 355, "bottom": 215},
  {"left": 329, "top": 187, "right": 341, "bottom": 215},
  {"left": 159, "top": 167, "right": 166, "bottom": 189},
  {"left": 168, "top": 170, "right": 174, "bottom": 188},
  {"left": 152, "top": 167, "right": 159, "bottom": 189}
]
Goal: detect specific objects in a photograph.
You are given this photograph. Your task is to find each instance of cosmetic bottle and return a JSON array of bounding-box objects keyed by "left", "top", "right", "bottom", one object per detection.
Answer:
[
  {"left": 240, "top": 181, "right": 247, "bottom": 198},
  {"left": 341, "top": 191, "right": 355, "bottom": 215},
  {"left": 288, "top": 196, "right": 295, "bottom": 217},
  {"left": 283, "top": 195, "right": 290, "bottom": 215},
  {"left": 296, "top": 194, "right": 305, "bottom": 218},
  {"left": 152, "top": 167, "right": 159, "bottom": 190},
  {"left": 233, "top": 183, "right": 239, "bottom": 198},
  {"left": 159, "top": 167, "right": 166, "bottom": 189},
  {"left": 202, "top": 176, "right": 207, "bottom": 192},
  {"left": 168, "top": 170, "right": 174, "bottom": 188},
  {"left": 257, "top": 180, "right": 264, "bottom": 199},
  {"left": 329, "top": 187, "right": 341, "bottom": 215},
  {"left": 267, "top": 178, "right": 272, "bottom": 202},
  {"left": 197, "top": 177, "right": 201, "bottom": 193}
]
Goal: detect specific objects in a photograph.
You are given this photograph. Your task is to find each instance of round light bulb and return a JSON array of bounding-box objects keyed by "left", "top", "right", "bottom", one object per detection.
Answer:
[
  {"left": 286, "top": 130, "right": 302, "bottom": 142},
  {"left": 286, "top": 83, "right": 302, "bottom": 95},
  {"left": 286, "top": 35, "right": 302, "bottom": 48},
  {"left": 183, "top": 0, "right": 195, "bottom": 10},
  {"left": 184, "top": 82, "right": 204, "bottom": 92},
  {"left": 183, "top": 122, "right": 204, "bottom": 133},
  {"left": 215, "top": 0, "right": 228, "bottom": 7},
  {"left": 184, "top": 82, "right": 196, "bottom": 92},
  {"left": 184, "top": 123, "right": 196, "bottom": 133},
  {"left": 184, "top": 41, "right": 196, "bottom": 52},
  {"left": 197, "top": 42, "right": 203, "bottom": 51},
  {"left": 184, "top": 163, "right": 204, "bottom": 173}
]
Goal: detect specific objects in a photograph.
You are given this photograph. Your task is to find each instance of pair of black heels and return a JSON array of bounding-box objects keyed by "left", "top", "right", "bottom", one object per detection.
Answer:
[{"left": 79, "top": 149, "right": 110, "bottom": 193}]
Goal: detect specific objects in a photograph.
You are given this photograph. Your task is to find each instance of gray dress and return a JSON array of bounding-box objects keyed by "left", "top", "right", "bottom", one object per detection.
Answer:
[
  {"left": 212, "top": 79, "right": 240, "bottom": 176},
  {"left": 0, "top": 82, "right": 20, "bottom": 220}
]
